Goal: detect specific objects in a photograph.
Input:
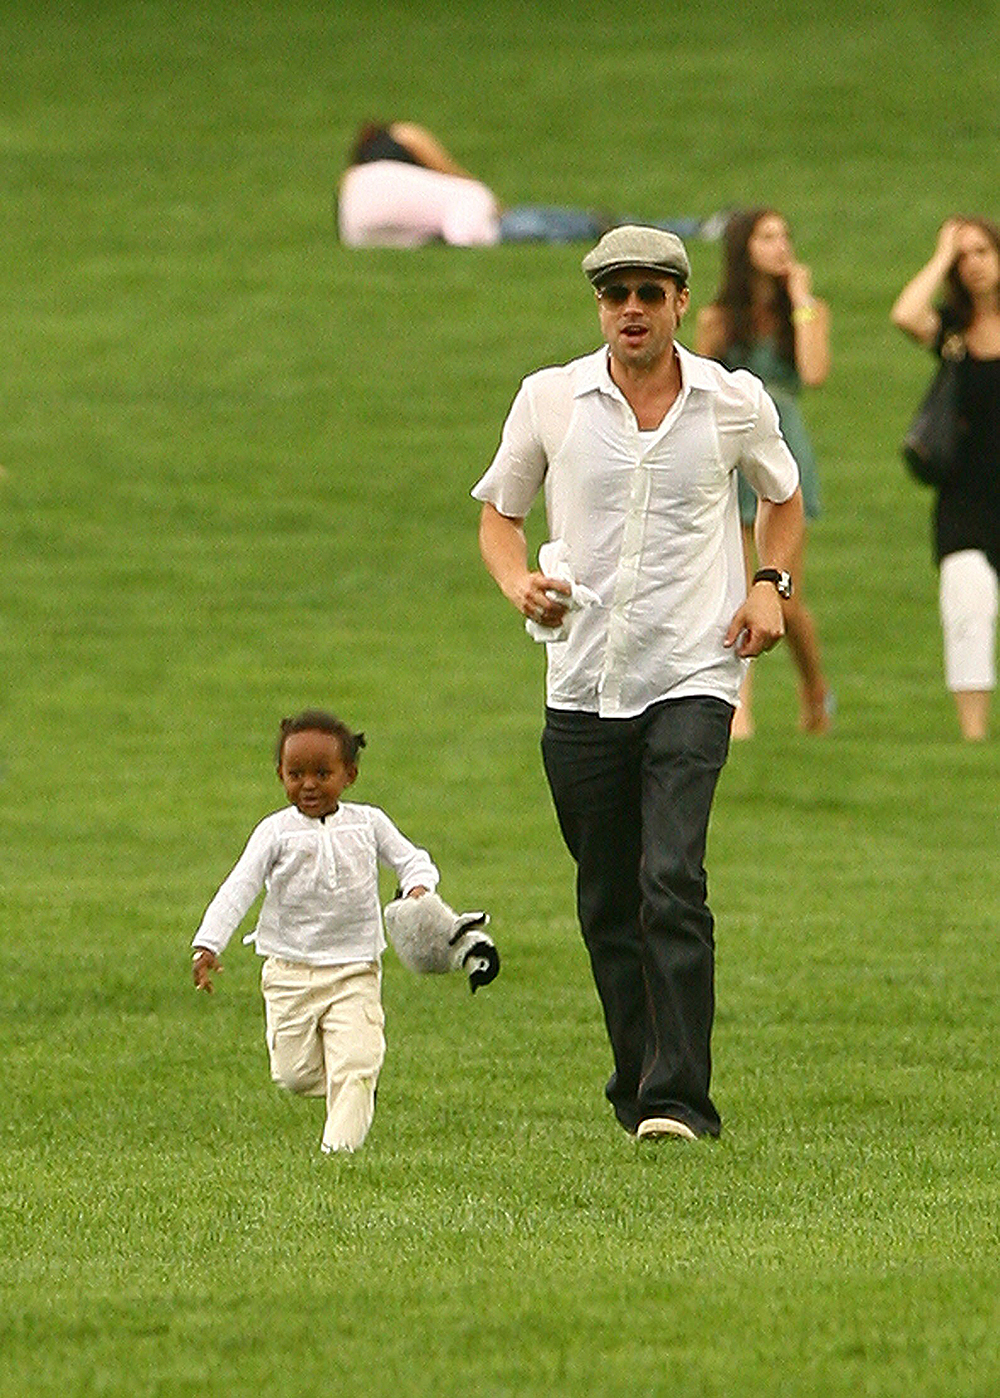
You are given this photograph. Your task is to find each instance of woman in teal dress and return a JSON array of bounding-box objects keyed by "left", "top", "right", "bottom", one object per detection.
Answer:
[{"left": 697, "top": 208, "right": 832, "bottom": 736}]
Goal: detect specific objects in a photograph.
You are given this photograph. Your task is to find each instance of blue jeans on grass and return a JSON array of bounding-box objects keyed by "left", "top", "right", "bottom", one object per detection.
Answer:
[
  {"left": 499, "top": 207, "right": 705, "bottom": 244},
  {"left": 541, "top": 696, "right": 733, "bottom": 1137}
]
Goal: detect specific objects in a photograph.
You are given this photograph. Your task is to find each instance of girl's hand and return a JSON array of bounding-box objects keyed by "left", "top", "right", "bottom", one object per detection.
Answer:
[
  {"left": 192, "top": 947, "right": 221, "bottom": 993},
  {"left": 406, "top": 886, "right": 429, "bottom": 899}
]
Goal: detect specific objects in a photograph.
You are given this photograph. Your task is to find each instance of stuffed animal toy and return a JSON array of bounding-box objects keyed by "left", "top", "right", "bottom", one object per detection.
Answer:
[{"left": 383, "top": 891, "right": 500, "bottom": 992}]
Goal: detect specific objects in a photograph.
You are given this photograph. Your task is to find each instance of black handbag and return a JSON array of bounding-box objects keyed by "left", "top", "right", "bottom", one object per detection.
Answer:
[{"left": 901, "top": 332, "right": 967, "bottom": 487}]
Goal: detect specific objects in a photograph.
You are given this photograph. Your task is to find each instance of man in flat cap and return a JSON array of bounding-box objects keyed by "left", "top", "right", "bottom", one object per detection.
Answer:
[{"left": 472, "top": 225, "right": 803, "bottom": 1142}]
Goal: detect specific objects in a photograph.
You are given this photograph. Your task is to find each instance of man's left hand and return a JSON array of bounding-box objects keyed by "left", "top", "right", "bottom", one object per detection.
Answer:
[{"left": 724, "top": 583, "right": 786, "bottom": 658}]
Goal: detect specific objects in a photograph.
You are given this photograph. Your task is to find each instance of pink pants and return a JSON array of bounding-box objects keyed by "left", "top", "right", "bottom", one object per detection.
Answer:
[{"left": 338, "top": 161, "right": 501, "bottom": 248}]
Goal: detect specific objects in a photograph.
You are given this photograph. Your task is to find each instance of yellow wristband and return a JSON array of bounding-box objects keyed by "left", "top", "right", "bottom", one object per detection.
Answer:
[{"left": 792, "top": 304, "right": 818, "bottom": 325}]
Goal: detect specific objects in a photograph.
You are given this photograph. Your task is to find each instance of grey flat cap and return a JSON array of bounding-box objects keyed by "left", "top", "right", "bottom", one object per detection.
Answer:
[{"left": 582, "top": 224, "right": 691, "bottom": 286}]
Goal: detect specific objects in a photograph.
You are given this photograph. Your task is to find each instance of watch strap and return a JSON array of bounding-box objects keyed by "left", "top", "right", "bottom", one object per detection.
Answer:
[{"left": 752, "top": 568, "right": 792, "bottom": 598}]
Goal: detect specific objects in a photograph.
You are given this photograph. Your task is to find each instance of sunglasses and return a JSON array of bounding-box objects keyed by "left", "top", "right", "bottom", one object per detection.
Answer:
[{"left": 597, "top": 281, "right": 670, "bottom": 306}]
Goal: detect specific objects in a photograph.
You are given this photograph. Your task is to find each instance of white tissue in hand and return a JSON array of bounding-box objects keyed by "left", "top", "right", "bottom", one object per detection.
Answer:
[{"left": 526, "top": 540, "right": 600, "bottom": 643}]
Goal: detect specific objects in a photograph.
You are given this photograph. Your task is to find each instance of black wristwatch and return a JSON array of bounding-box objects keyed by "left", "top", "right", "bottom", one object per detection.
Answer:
[{"left": 752, "top": 568, "right": 793, "bottom": 599}]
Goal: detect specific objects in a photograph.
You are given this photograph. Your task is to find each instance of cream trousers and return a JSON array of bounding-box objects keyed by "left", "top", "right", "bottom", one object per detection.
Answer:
[{"left": 261, "top": 957, "right": 386, "bottom": 1153}]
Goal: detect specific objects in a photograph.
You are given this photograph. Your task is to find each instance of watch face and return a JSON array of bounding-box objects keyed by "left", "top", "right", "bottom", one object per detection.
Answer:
[{"left": 753, "top": 568, "right": 793, "bottom": 598}]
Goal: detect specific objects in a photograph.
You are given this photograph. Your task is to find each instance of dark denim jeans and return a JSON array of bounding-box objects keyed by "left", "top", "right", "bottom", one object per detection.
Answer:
[
  {"left": 498, "top": 206, "right": 707, "bottom": 244},
  {"left": 541, "top": 696, "right": 733, "bottom": 1137}
]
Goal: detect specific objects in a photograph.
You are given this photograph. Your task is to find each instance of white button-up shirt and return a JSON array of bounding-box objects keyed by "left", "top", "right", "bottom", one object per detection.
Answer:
[
  {"left": 192, "top": 803, "right": 439, "bottom": 966},
  {"left": 472, "top": 344, "right": 800, "bottom": 717}
]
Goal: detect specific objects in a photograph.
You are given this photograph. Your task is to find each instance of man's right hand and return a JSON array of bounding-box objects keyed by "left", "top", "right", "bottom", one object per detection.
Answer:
[
  {"left": 513, "top": 572, "right": 572, "bottom": 628},
  {"left": 478, "top": 505, "right": 571, "bottom": 628}
]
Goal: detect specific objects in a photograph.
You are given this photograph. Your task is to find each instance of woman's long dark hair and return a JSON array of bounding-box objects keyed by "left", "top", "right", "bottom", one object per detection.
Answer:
[
  {"left": 714, "top": 208, "right": 795, "bottom": 366},
  {"left": 347, "top": 120, "right": 389, "bottom": 168},
  {"left": 943, "top": 216, "right": 1000, "bottom": 331}
]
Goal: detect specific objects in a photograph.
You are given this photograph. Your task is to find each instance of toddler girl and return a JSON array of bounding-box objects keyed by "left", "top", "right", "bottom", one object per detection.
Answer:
[{"left": 191, "top": 709, "right": 439, "bottom": 1154}]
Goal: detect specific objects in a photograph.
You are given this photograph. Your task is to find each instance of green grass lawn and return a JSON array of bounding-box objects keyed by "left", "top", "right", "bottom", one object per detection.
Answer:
[{"left": 1, "top": 2, "right": 998, "bottom": 1395}]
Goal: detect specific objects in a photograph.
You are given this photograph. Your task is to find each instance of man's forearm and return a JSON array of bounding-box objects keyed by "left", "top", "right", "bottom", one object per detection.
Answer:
[
  {"left": 478, "top": 503, "right": 529, "bottom": 603},
  {"left": 754, "top": 488, "right": 804, "bottom": 575},
  {"left": 478, "top": 501, "right": 572, "bottom": 627}
]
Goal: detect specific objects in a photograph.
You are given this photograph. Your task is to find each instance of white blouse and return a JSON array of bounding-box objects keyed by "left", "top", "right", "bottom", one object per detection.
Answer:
[{"left": 192, "top": 803, "right": 439, "bottom": 966}]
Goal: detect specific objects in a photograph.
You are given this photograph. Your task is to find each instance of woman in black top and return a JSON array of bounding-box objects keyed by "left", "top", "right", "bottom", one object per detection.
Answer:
[{"left": 892, "top": 217, "right": 1000, "bottom": 740}]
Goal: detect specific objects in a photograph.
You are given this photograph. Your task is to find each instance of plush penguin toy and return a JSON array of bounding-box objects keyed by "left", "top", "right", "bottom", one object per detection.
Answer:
[{"left": 383, "top": 892, "right": 500, "bottom": 993}]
